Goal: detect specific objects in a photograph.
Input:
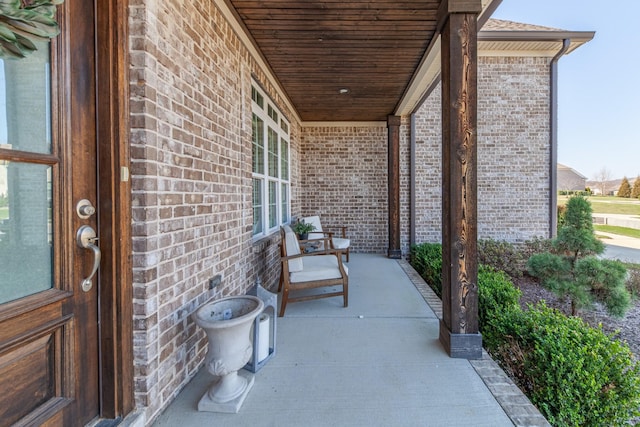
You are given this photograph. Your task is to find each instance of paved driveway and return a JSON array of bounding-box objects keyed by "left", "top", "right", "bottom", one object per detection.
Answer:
[{"left": 598, "top": 232, "right": 640, "bottom": 264}]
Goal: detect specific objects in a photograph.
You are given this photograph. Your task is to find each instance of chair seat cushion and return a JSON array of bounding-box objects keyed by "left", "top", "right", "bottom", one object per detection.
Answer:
[{"left": 290, "top": 255, "right": 349, "bottom": 283}]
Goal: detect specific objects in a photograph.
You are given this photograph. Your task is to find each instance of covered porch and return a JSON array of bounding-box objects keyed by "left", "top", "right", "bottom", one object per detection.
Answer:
[
  {"left": 123, "top": 0, "right": 556, "bottom": 423},
  {"left": 151, "top": 254, "right": 548, "bottom": 426}
]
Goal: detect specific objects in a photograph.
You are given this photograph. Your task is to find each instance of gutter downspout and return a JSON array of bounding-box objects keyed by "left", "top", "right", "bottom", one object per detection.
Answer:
[
  {"left": 550, "top": 39, "right": 570, "bottom": 238},
  {"left": 410, "top": 113, "right": 416, "bottom": 247}
]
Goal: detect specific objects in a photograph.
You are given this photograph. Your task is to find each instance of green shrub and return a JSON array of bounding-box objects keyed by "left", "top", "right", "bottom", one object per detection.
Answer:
[
  {"left": 574, "top": 257, "right": 630, "bottom": 317},
  {"left": 409, "top": 243, "right": 442, "bottom": 297},
  {"left": 484, "top": 303, "right": 640, "bottom": 427},
  {"left": 625, "top": 264, "right": 640, "bottom": 300},
  {"left": 521, "top": 236, "right": 554, "bottom": 260},
  {"left": 557, "top": 204, "right": 567, "bottom": 230},
  {"left": 410, "top": 242, "right": 522, "bottom": 328},
  {"left": 527, "top": 196, "right": 631, "bottom": 317},
  {"left": 477, "top": 266, "right": 521, "bottom": 330},
  {"left": 478, "top": 239, "right": 525, "bottom": 279}
]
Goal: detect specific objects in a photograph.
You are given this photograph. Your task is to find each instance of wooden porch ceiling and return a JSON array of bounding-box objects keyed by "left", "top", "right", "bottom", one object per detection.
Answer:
[{"left": 226, "top": 0, "right": 443, "bottom": 122}]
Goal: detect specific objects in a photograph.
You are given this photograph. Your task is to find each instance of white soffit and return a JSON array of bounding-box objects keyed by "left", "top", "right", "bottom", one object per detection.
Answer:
[{"left": 395, "top": 0, "right": 497, "bottom": 117}]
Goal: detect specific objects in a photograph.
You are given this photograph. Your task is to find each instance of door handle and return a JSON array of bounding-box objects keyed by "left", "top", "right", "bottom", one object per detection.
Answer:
[{"left": 76, "top": 225, "right": 101, "bottom": 292}]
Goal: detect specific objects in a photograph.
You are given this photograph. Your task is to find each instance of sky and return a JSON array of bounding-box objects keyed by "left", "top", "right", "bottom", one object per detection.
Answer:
[{"left": 491, "top": 0, "right": 640, "bottom": 181}]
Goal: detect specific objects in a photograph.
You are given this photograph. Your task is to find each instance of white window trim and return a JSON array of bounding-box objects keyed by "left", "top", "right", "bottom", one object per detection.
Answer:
[{"left": 252, "top": 83, "right": 290, "bottom": 238}]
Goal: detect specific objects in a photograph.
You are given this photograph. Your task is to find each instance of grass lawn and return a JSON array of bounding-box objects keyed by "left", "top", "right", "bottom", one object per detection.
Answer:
[
  {"left": 558, "top": 195, "right": 640, "bottom": 215},
  {"left": 594, "top": 224, "right": 640, "bottom": 239},
  {"left": 0, "top": 206, "right": 7, "bottom": 221}
]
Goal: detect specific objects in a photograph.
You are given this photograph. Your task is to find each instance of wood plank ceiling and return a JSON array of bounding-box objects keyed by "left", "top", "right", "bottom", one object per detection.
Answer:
[{"left": 227, "top": 0, "right": 442, "bottom": 122}]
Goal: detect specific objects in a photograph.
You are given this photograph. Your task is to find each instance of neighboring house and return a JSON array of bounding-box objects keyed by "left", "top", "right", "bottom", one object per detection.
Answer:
[
  {"left": 0, "top": 2, "right": 594, "bottom": 426},
  {"left": 557, "top": 163, "right": 588, "bottom": 192}
]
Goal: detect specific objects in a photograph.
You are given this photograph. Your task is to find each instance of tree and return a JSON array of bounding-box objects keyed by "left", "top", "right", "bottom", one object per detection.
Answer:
[
  {"left": 594, "top": 167, "right": 612, "bottom": 195},
  {"left": 617, "top": 177, "right": 632, "bottom": 198},
  {"left": 527, "top": 195, "right": 631, "bottom": 317},
  {"left": 632, "top": 176, "right": 640, "bottom": 199}
]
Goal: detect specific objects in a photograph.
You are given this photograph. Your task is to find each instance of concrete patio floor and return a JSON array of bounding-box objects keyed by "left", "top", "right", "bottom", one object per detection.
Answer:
[{"left": 151, "top": 254, "right": 549, "bottom": 427}]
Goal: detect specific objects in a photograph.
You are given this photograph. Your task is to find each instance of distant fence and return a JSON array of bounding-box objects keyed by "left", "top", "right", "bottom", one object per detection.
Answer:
[{"left": 592, "top": 215, "right": 640, "bottom": 230}]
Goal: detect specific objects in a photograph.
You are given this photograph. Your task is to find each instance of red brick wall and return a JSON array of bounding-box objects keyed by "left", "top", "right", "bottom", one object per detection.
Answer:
[
  {"left": 411, "top": 56, "right": 552, "bottom": 250},
  {"left": 128, "top": 0, "right": 300, "bottom": 421},
  {"left": 300, "top": 125, "right": 388, "bottom": 253}
]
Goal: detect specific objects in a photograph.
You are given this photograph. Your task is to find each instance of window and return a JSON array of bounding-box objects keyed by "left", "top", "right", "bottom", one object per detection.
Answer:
[{"left": 252, "top": 84, "right": 290, "bottom": 237}]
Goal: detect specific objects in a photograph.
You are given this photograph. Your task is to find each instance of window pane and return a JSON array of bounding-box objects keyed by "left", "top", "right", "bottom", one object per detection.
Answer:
[
  {"left": 251, "top": 86, "right": 263, "bottom": 109},
  {"left": 281, "top": 183, "right": 289, "bottom": 223},
  {"left": 0, "top": 41, "right": 52, "bottom": 154},
  {"left": 0, "top": 162, "right": 53, "bottom": 303},
  {"left": 267, "top": 104, "right": 278, "bottom": 123},
  {"left": 252, "top": 178, "right": 263, "bottom": 235},
  {"left": 252, "top": 114, "right": 264, "bottom": 174},
  {"left": 268, "top": 181, "right": 277, "bottom": 228},
  {"left": 280, "top": 119, "right": 288, "bottom": 135},
  {"left": 267, "top": 127, "right": 278, "bottom": 178},
  {"left": 280, "top": 137, "right": 289, "bottom": 180}
]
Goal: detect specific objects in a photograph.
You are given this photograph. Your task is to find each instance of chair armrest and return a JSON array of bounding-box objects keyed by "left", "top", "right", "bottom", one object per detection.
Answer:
[
  {"left": 321, "top": 226, "right": 348, "bottom": 238},
  {"left": 281, "top": 246, "right": 344, "bottom": 261}
]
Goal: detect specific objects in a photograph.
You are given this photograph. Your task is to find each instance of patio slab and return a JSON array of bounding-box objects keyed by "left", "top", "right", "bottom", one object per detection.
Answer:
[{"left": 151, "top": 254, "right": 540, "bottom": 427}]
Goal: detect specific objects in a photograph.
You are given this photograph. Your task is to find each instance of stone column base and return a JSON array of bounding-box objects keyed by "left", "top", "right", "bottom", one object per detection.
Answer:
[
  {"left": 439, "top": 320, "right": 482, "bottom": 359},
  {"left": 387, "top": 249, "right": 402, "bottom": 259}
]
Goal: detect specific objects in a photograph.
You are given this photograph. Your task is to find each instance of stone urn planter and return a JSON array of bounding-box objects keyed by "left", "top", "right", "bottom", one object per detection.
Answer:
[{"left": 193, "top": 295, "right": 264, "bottom": 413}]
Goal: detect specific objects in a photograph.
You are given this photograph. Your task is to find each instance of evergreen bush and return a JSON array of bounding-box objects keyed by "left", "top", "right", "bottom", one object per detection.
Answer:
[
  {"left": 632, "top": 176, "right": 640, "bottom": 199},
  {"left": 527, "top": 195, "right": 631, "bottom": 317},
  {"left": 617, "top": 177, "right": 632, "bottom": 198}
]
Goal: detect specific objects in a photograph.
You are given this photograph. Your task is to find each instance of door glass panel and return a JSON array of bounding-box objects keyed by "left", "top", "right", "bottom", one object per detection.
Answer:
[
  {"left": 0, "top": 41, "right": 52, "bottom": 154},
  {"left": 0, "top": 162, "right": 53, "bottom": 304}
]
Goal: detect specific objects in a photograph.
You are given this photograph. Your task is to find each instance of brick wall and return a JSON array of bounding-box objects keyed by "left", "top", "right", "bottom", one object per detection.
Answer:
[
  {"left": 128, "top": 0, "right": 299, "bottom": 422},
  {"left": 300, "top": 125, "right": 388, "bottom": 253},
  {"left": 410, "top": 56, "right": 552, "bottom": 250}
]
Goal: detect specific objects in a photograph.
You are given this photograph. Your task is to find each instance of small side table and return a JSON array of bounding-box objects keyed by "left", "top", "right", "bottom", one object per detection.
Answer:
[{"left": 300, "top": 240, "right": 322, "bottom": 253}]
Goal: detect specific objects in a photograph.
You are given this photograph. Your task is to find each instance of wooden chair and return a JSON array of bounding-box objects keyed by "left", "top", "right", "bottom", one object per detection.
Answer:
[
  {"left": 302, "top": 215, "right": 350, "bottom": 262},
  {"left": 277, "top": 226, "right": 348, "bottom": 317}
]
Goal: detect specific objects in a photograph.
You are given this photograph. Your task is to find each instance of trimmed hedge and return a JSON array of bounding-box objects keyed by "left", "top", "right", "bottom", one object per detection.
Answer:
[
  {"left": 409, "top": 243, "right": 442, "bottom": 297},
  {"left": 477, "top": 266, "right": 521, "bottom": 329},
  {"left": 478, "top": 239, "right": 525, "bottom": 279},
  {"left": 483, "top": 304, "right": 640, "bottom": 426}
]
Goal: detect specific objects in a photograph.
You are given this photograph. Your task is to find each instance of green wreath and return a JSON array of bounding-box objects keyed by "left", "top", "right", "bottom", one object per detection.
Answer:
[{"left": 0, "top": 0, "right": 63, "bottom": 59}]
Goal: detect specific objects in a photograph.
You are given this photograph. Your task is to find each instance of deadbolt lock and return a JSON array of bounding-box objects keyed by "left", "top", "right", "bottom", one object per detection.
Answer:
[{"left": 76, "top": 199, "right": 96, "bottom": 219}]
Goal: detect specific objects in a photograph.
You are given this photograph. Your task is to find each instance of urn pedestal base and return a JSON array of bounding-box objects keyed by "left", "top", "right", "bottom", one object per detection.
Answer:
[
  {"left": 193, "top": 295, "right": 264, "bottom": 414},
  {"left": 197, "top": 370, "right": 255, "bottom": 413}
]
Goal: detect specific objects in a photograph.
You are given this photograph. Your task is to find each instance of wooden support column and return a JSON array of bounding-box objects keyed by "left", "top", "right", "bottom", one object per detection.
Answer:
[
  {"left": 387, "top": 115, "right": 402, "bottom": 259},
  {"left": 438, "top": 0, "right": 482, "bottom": 359}
]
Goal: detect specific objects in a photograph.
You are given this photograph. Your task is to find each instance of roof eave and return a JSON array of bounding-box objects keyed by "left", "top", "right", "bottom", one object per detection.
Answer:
[{"left": 478, "top": 30, "right": 595, "bottom": 43}]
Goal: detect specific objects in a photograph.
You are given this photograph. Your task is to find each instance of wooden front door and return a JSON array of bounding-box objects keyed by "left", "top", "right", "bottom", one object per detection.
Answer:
[{"left": 0, "top": 1, "right": 102, "bottom": 425}]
